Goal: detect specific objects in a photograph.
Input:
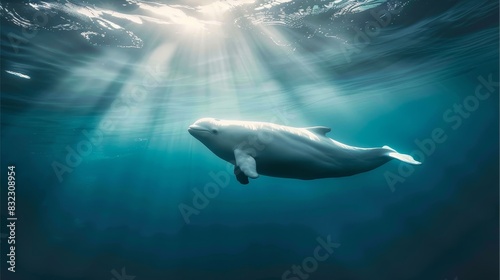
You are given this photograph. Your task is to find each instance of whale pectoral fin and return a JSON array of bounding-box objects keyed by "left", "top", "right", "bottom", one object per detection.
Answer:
[
  {"left": 234, "top": 166, "right": 249, "bottom": 185},
  {"left": 304, "top": 126, "right": 331, "bottom": 136},
  {"left": 234, "top": 149, "right": 259, "bottom": 179}
]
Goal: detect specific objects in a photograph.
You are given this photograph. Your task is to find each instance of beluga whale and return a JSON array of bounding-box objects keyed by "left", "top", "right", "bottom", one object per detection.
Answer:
[{"left": 188, "top": 118, "right": 421, "bottom": 184}]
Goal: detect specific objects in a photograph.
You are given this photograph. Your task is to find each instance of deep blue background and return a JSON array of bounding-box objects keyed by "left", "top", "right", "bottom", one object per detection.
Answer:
[{"left": 1, "top": 0, "right": 498, "bottom": 279}]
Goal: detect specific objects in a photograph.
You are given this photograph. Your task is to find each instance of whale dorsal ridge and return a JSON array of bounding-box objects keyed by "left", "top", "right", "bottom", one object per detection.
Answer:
[{"left": 304, "top": 126, "right": 331, "bottom": 136}]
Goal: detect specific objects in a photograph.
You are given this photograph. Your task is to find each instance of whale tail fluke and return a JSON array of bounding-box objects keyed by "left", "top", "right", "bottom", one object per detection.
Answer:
[{"left": 383, "top": 145, "right": 421, "bottom": 165}]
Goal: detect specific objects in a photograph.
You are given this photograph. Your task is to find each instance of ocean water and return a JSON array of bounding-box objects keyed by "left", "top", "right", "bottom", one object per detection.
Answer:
[{"left": 0, "top": 0, "right": 498, "bottom": 279}]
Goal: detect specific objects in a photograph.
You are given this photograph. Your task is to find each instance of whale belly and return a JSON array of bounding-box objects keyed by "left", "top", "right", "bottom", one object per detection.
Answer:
[
  {"left": 252, "top": 135, "right": 348, "bottom": 179},
  {"left": 255, "top": 158, "right": 334, "bottom": 179},
  {"left": 250, "top": 133, "right": 389, "bottom": 179}
]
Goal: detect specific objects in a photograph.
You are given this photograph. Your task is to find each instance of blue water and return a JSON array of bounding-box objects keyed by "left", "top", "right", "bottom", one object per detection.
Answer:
[{"left": 1, "top": 0, "right": 498, "bottom": 279}]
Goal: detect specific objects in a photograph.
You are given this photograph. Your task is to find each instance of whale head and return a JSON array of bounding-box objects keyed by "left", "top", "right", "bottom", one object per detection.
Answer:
[
  {"left": 188, "top": 118, "right": 221, "bottom": 140},
  {"left": 188, "top": 118, "right": 249, "bottom": 160}
]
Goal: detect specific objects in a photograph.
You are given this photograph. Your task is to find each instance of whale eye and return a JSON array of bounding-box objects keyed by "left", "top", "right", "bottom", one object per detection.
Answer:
[{"left": 212, "top": 129, "right": 218, "bottom": 134}]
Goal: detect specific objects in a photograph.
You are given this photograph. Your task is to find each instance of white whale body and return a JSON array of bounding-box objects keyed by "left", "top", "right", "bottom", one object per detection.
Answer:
[{"left": 188, "top": 118, "right": 421, "bottom": 184}]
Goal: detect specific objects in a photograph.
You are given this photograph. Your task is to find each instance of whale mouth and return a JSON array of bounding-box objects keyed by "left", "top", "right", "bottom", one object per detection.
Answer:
[{"left": 188, "top": 125, "right": 210, "bottom": 134}]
